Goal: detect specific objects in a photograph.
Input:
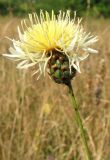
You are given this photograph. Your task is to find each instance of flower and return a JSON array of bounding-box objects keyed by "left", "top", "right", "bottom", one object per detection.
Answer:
[{"left": 3, "top": 10, "right": 98, "bottom": 80}]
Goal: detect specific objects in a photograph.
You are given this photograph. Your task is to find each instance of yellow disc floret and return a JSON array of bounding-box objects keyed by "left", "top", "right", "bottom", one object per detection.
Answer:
[{"left": 20, "top": 10, "right": 79, "bottom": 53}]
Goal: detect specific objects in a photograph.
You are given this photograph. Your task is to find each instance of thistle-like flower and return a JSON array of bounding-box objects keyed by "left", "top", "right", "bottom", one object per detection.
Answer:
[{"left": 3, "top": 10, "right": 98, "bottom": 84}]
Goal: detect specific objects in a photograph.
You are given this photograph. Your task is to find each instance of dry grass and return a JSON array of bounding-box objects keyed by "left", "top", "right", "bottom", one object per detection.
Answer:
[{"left": 0, "top": 16, "right": 110, "bottom": 160}]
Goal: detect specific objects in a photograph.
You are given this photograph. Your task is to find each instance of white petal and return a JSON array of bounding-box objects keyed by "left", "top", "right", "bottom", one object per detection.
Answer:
[
  {"left": 18, "top": 26, "right": 24, "bottom": 41},
  {"left": 3, "top": 53, "right": 21, "bottom": 59},
  {"left": 78, "top": 53, "right": 89, "bottom": 61},
  {"left": 75, "top": 60, "right": 81, "bottom": 73},
  {"left": 9, "top": 47, "right": 25, "bottom": 57},
  {"left": 65, "top": 34, "right": 78, "bottom": 52},
  {"left": 72, "top": 63, "right": 81, "bottom": 73},
  {"left": 84, "top": 37, "right": 98, "bottom": 46},
  {"left": 71, "top": 58, "right": 81, "bottom": 73},
  {"left": 13, "top": 42, "right": 24, "bottom": 53},
  {"left": 83, "top": 48, "right": 98, "bottom": 54},
  {"left": 17, "top": 60, "right": 28, "bottom": 68},
  {"left": 9, "top": 47, "right": 19, "bottom": 55},
  {"left": 17, "top": 61, "right": 37, "bottom": 69}
]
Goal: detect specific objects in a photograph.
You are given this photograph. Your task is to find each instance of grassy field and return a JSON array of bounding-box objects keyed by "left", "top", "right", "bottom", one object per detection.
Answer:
[{"left": 0, "top": 16, "right": 110, "bottom": 160}]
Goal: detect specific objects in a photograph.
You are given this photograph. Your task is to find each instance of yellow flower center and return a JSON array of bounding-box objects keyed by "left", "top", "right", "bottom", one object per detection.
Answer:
[{"left": 20, "top": 12, "right": 76, "bottom": 53}]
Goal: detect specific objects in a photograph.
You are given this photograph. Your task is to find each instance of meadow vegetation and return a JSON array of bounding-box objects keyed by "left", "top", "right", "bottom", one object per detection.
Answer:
[{"left": 0, "top": 15, "right": 110, "bottom": 160}]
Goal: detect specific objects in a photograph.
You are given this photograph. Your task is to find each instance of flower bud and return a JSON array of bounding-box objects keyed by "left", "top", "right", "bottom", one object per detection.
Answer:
[{"left": 47, "top": 50, "right": 76, "bottom": 85}]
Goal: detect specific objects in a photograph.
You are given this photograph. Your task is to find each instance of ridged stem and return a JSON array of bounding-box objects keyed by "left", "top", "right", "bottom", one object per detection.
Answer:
[{"left": 67, "top": 81, "right": 92, "bottom": 160}]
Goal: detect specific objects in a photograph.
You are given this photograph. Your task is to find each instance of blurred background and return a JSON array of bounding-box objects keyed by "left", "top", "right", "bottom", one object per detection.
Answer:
[
  {"left": 0, "top": 0, "right": 110, "bottom": 160},
  {"left": 0, "top": 0, "right": 110, "bottom": 17}
]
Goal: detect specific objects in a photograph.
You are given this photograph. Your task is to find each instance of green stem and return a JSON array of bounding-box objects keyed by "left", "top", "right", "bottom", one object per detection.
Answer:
[{"left": 67, "top": 81, "right": 92, "bottom": 160}]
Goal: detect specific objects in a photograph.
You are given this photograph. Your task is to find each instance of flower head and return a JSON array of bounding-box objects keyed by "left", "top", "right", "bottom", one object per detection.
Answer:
[{"left": 3, "top": 10, "right": 98, "bottom": 81}]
